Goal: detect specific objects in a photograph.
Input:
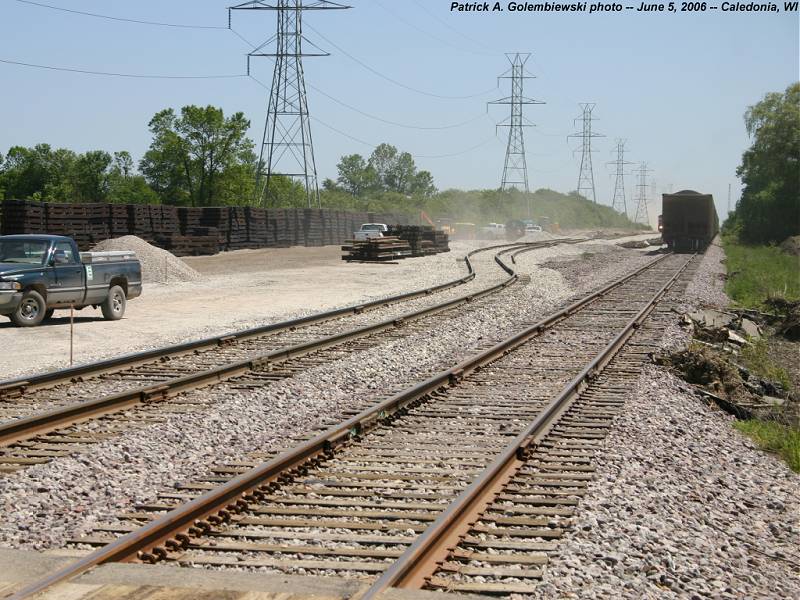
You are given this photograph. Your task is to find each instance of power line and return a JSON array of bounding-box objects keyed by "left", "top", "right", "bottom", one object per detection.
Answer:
[
  {"left": 249, "top": 76, "right": 495, "bottom": 160},
  {"left": 13, "top": 0, "right": 227, "bottom": 29},
  {"left": 568, "top": 103, "right": 605, "bottom": 203},
  {"left": 373, "top": 0, "right": 495, "bottom": 58},
  {"left": 410, "top": 0, "right": 498, "bottom": 55},
  {"left": 0, "top": 57, "right": 246, "bottom": 79},
  {"left": 232, "top": 28, "right": 489, "bottom": 131},
  {"left": 489, "top": 53, "right": 544, "bottom": 194},
  {"left": 608, "top": 139, "right": 634, "bottom": 216},
  {"left": 633, "top": 162, "right": 653, "bottom": 226},
  {"left": 305, "top": 23, "right": 498, "bottom": 100},
  {"left": 232, "top": 0, "right": 350, "bottom": 209}
]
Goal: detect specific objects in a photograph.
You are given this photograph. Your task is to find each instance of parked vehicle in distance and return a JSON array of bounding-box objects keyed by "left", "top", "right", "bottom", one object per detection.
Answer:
[
  {"left": 526, "top": 224, "right": 543, "bottom": 233},
  {"left": 661, "top": 190, "right": 719, "bottom": 251},
  {"left": 353, "top": 223, "right": 388, "bottom": 241},
  {"left": 480, "top": 223, "right": 506, "bottom": 240},
  {"left": 0, "top": 235, "right": 142, "bottom": 327}
]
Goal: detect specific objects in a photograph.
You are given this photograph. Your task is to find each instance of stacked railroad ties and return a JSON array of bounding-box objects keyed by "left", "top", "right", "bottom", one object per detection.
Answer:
[
  {"left": 0, "top": 200, "right": 410, "bottom": 256},
  {"left": 342, "top": 225, "right": 451, "bottom": 262}
]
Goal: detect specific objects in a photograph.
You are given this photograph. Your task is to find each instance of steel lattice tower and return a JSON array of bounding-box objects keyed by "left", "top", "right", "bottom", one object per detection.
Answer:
[
  {"left": 608, "top": 139, "right": 633, "bottom": 216},
  {"left": 230, "top": 1, "right": 349, "bottom": 208},
  {"left": 568, "top": 103, "right": 604, "bottom": 203},
  {"left": 633, "top": 162, "right": 653, "bottom": 226},
  {"left": 489, "top": 53, "right": 544, "bottom": 193}
]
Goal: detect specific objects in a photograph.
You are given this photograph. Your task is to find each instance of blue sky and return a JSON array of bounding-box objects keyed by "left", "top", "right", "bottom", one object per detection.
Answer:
[{"left": 0, "top": 1, "right": 797, "bottom": 222}]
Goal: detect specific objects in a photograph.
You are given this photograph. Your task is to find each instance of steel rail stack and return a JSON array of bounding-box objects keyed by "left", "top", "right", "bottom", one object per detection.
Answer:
[{"left": 6, "top": 250, "right": 699, "bottom": 600}]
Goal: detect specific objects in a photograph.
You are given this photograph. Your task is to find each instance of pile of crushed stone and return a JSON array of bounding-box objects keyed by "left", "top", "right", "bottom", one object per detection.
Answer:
[{"left": 92, "top": 236, "right": 201, "bottom": 284}]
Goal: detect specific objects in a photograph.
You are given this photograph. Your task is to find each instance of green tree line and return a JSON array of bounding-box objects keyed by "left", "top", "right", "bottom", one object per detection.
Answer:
[
  {"left": 0, "top": 103, "right": 643, "bottom": 229},
  {"left": 726, "top": 82, "right": 800, "bottom": 244}
]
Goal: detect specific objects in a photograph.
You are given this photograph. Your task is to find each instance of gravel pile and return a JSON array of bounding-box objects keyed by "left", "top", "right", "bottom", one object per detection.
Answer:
[
  {"left": 0, "top": 242, "right": 654, "bottom": 550},
  {"left": 531, "top": 364, "right": 800, "bottom": 600},
  {"left": 92, "top": 236, "right": 201, "bottom": 284}
]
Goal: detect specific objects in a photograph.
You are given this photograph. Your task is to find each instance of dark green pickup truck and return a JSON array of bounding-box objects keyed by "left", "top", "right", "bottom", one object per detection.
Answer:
[{"left": 0, "top": 235, "right": 142, "bottom": 327}]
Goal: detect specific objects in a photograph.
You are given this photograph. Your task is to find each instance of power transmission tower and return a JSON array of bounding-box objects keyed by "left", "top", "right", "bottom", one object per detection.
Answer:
[
  {"left": 633, "top": 162, "right": 653, "bottom": 226},
  {"left": 488, "top": 53, "right": 544, "bottom": 194},
  {"left": 230, "top": 1, "right": 350, "bottom": 208},
  {"left": 568, "top": 103, "right": 604, "bottom": 203},
  {"left": 607, "top": 139, "right": 633, "bottom": 216}
]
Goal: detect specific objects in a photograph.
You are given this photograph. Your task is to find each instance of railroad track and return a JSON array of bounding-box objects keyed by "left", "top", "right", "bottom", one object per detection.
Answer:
[
  {"left": 6, "top": 251, "right": 698, "bottom": 600},
  {"left": 0, "top": 240, "right": 583, "bottom": 474}
]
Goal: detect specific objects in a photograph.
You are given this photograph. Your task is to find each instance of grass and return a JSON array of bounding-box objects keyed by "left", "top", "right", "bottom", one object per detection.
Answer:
[
  {"left": 722, "top": 235, "right": 800, "bottom": 309},
  {"left": 734, "top": 419, "right": 800, "bottom": 472},
  {"left": 740, "top": 339, "right": 793, "bottom": 392}
]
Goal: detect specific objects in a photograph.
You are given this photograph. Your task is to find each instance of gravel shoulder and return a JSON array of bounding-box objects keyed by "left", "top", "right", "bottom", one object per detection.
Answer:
[{"left": 531, "top": 240, "right": 800, "bottom": 599}]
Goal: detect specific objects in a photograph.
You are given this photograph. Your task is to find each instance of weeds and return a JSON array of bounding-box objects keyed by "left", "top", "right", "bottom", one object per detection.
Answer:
[
  {"left": 740, "top": 339, "right": 793, "bottom": 392},
  {"left": 734, "top": 419, "right": 800, "bottom": 472},
  {"left": 722, "top": 236, "right": 800, "bottom": 309}
]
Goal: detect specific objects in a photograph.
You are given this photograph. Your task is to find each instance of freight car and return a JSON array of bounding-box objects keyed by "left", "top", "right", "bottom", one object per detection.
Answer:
[{"left": 661, "top": 190, "right": 719, "bottom": 251}]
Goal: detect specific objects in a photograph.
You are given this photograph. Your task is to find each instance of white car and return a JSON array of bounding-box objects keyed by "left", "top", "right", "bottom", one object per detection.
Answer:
[{"left": 525, "top": 224, "right": 543, "bottom": 233}]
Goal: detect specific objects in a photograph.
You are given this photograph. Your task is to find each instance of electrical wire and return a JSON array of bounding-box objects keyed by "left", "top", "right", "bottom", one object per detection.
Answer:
[
  {"left": 0, "top": 57, "right": 246, "bottom": 79},
  {"left": 249, "top": 75, "right": 495, "bottom": 160},
  {"left": 231, "top": 28, "right": 490, "bottom": 131},
  {"left": 372, "top": 0, "right": 495, "bottom": 58},
  {"left": 13, "top": 0, "right": 228, "bottom": 29},
  {"left": 409, "top": 0, "right": 498, "bottom": 55},
  {"left": 305, "top": 23, "right": 498, "bottom": 101}
]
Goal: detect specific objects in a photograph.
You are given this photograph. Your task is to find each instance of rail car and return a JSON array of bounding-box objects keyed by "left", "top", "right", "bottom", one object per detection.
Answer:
[{"left": 660, "top": 190, "right": 719, "bottom": 251}]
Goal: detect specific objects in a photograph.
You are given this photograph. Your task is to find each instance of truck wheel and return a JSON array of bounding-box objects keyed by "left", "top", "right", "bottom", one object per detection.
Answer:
[
  {"left": 101, "top": 285, "right": 126, "bottom": 321},
  {"left": 44, "top": 309, "right": 55, "bottom": 321},
  {"left": 11, "top": 290, "right": 47, "bottom": 327}
]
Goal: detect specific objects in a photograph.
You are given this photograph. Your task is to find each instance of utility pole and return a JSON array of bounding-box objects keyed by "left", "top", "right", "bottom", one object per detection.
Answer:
[
  {"left": 608, "top": 139, "right": 633, "bottom": 216},
  {"left": 489, "top": 53, "right": 544, "bottom": 196},
  {"left": 727, "top": 183, "right": 732, "bottom": 214},
  {"left": 568, "top": 103, "right": 604, "bottom": 203},
  {"left": 633, "top": 162, "right": 653, "bottom": 226},
  {"left": 230, "top": 0, "right": 350, "bottom": 208}
]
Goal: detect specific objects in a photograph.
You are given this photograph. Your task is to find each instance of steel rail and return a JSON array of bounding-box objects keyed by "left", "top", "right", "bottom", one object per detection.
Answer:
[
  {"left": 0, "top": 241, "right": 578, "bottom": 447},
  {"left": 0, "top": 243, "right": 486, "bottom": 398},
  {"left": 6, "top": 249, "right": 669, "bottom": 600},
  {"left": 362, "top": 253, "right": 696, "bottom": 595}
]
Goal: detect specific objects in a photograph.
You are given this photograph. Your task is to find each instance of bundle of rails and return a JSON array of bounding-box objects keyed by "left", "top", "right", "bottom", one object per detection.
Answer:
[
  {"left": 7, "top": 250, "right": 698, "bottom": 599},
  {"left": 0, "top": 240, "right": 582, "bottom": 470}
]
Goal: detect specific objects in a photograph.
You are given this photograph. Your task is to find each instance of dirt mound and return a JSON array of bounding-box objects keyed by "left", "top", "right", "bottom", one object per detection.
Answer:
[
  {"left": 92, "top": 236, "right": 201, "bottom": 284},
  {"left": 657, "top": 346, "right": 756, "bottom": 406},
  {"left": 780, "top": 235, "right": 800, "bottom": 256}
]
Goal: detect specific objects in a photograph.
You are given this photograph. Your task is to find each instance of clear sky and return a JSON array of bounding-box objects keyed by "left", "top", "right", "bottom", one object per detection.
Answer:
[{"left": 0, "top": 0, "right": 797, "bottom": 224}]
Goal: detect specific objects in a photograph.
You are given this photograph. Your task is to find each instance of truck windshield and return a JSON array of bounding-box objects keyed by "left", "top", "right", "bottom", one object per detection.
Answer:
[
  {"left": 0, "top": 240, "right": 49, "bottom": 265},
  {"left": 361, "top": 225, "right": 384, "bottom": 231}
]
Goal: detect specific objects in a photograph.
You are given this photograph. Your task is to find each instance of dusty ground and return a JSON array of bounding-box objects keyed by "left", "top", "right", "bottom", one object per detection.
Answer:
[{"left": 0, "top": 245, "right": 471, "bottom": 380}]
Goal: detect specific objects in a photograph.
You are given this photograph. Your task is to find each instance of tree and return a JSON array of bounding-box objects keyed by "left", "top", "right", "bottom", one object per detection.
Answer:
[
  {"left": 733, "top": 82, "right": 800, "bottom": 243},
  {"left": 411, "top": 170, "right": 437, "bottom": 198},
  {"left": 140, "top": 105, "right": 256, "bottom": 206},
  {"left": 334, "top": 144, "right": 437, "bottom": 199},
  {"left": 0, "top": 144, "right": 76, "bottom": 200},
  {"left": 71, "top": 150, "right": 113, "bottom": 202},
  {"left": 336, "top": 154, "right": 376, "bottom": 196}
]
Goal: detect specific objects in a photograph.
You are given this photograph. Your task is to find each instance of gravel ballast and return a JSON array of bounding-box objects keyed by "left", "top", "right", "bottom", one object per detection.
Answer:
[
  {"left": 0, "top": 240, "right": 654, "bottom": 550},
  {"left": 529, "top": 240, "right": 799, "bottom": 599}
]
